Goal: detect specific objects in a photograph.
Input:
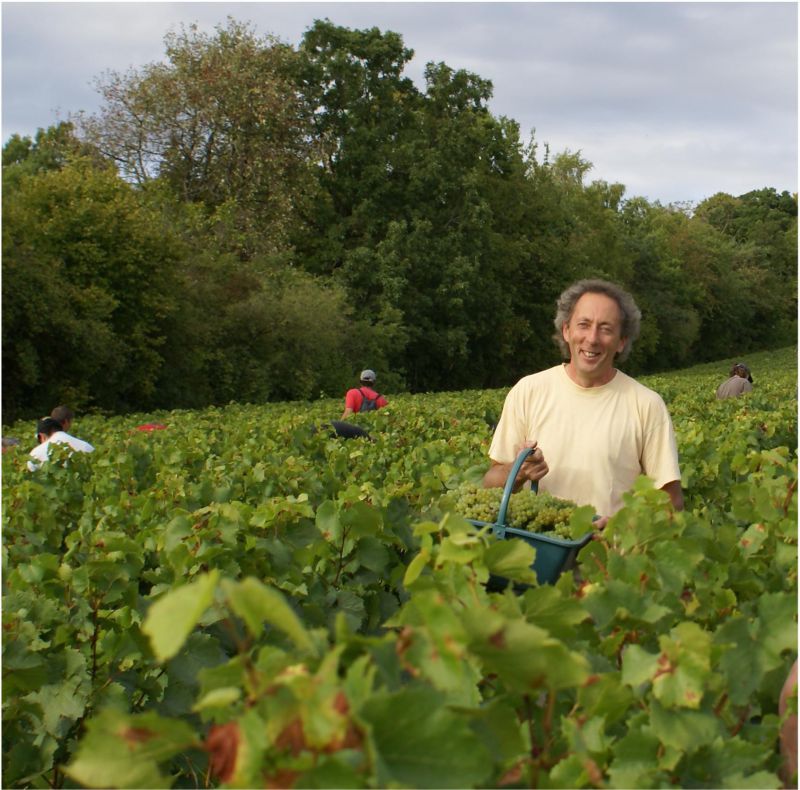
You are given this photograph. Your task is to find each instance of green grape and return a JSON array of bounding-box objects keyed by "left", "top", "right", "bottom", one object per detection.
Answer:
[
  {"left": 454, "top": 482, "right": 503, "bottom": 523},
  {"left": 508, "top": 489, "right": 577, "bottom": 538},
  {"left": 455, "top": 482, "right": 578, "bottom": 539}
]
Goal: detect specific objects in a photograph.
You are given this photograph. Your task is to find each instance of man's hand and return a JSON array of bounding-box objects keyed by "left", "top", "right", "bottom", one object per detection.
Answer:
[
  {"left": 516, "top": 440, "right": 548, "bottom": 485},
  {"left": 483, "top": 441, "right": 548, "bottom": 491},
  {"left": 591, "top": 515, "right": 610, "bottom": 537}
]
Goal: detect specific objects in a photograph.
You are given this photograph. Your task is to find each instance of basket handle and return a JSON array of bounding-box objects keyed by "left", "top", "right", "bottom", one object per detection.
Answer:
[{"left": 496, "top": 447, "right": 540, "bottom": 526}]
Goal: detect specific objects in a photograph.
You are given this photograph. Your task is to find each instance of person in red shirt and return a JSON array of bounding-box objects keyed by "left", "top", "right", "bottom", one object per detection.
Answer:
[{"left": 341, "top": 369, "right": 388, "bottom": 419}]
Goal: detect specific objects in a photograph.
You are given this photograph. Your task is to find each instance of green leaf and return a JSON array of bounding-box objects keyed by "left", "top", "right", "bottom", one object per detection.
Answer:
[
  {"left": 576, "top": 672, "right": 634, "bottom": 726},
  {"left": 468, "top": 699, "right": 525, "bottom": 765},
  {"left": 360, "top": 685, "right": 491, "bottom": 788},
  {"left": 757, "top": 592, "right": 797, "bottom": 661},
  {"left": 341, "top": 500, "right": 382, "bottom": 537},
  {"left": 297, "top": 752, "right": 366, "bottom": 789},
  {"left": 161, "top": 632, "right": 228, "bottom": 717},
  {"left": 222, "top": 577, "right": 315, "bottom": 653},
  {"left": 27, "top": 673, "right": 90, "bottom": 737},
  {"left": 485, "top": 538, "right": 538, "bottom": 582},
  {"left": 355, "top": 535, "right": 390, "bottom": 573},
  {"left": 4, "top": 738, "right": 57, "bottom": 788},
  {"left": 193, "top": 686, "right": 242, "bottom": 711},
  {"left": 582, "top": 579, "right": 671, "bottom": 629},
  {"left": 403, "top": 547, "right": 429, "bottom": 587},
  {"left": 720, "top": 771, "right": 782, "bottom": 789},
  {"left": 695, "top": 735, "right": 782, "bottom": 788},
  {"left": 520, "top": 585, "right": 590, "bottom": 641},
  {"left": 64, "top": 708, "right": 197, "bottom": 789},
  {"left": 143, "top": 570, "right": 219, "bottom": 662},
  {"left": 462, "top": 608, "right": 589, "bottom": 691},
  {"left": 548, "top": 753, "right": 591, "bottom": 787},
  {"left": 332, "top": 588, "right": 366, "bottom": 632},
  {"left": 316, "top": 500, "right": 341, "bottom": 542},
  {"left": 715, "top": 617, "right": 763, "bottom": 705},
  {"left": 621, "top": 644, "right": 659, "bottom": 687},
  {"left": 648, "top": 700, "right": 721, "bottom": 751},
  {"left": 653, "top": 622, "right": 712, "bottom": 709},
  {"left": 607, "top": 725, "right": 663, "bottom": 788}
]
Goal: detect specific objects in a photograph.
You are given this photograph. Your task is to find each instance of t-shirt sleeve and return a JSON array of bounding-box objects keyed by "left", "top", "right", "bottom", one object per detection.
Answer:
[
  {"left": 344, "top": 389, "right": 361, "bottom": 411},
  {"left": 377, "top": 395, "right": 388, "bottom": 408},
  {"left": 488, "top": 384, "right": 527, "bottom": 464},
  {"left": 641, "top": 399, "right": 682, "bottom": 490}
]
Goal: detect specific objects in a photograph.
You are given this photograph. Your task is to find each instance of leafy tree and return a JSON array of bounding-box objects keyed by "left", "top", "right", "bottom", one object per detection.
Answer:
[
  {"left": 2, "top": 135, "right": 181, "bottom": 420},
  {"left": 694, "top": 189, "right": 797, "bottom": 351},
  {"left": 388, "top": 63, "right": 538, "bottom": 390},
  {"left": 75, "top": 19, "right": 316, "bottom": 261},
  {"left": 296, "top": 26, "right": 547, "bottom": 391},
  {"left": 4, "top": 18, "right": 796, "bottom": 418},
  {"left": 2, "top": 122, "right": 102, "bottom": 186},
  {"left": 621, "top": 200, "right": 709, "bottom": 370},
  {"left": 292, "top": 18, "right": 422, "bottom": 293},
  {"left": 155, "top": 258, "right": 362, "bottom": 406}
]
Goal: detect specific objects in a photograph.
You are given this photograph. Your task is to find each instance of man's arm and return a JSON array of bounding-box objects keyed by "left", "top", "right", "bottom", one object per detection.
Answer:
[
  {"left": 341, "top": 389, "right": 357, "bottom": 419},
  {"left": 660, "top": 480, "right": 684, "bottom": 511}
]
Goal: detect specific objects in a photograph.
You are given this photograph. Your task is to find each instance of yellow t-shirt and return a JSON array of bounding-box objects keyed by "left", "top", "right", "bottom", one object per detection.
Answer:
[{"left": 489, "top": 364, "right": 681, "bottom": 516}]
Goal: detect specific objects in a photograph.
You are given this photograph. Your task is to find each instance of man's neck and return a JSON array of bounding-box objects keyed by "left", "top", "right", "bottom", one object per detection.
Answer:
[{"left": 564, "top": 362, "right": 618, "bottom": 389}]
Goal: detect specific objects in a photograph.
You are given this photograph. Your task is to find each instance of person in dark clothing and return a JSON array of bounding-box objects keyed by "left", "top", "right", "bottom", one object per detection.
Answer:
[
  {"left": 311, "top": 420, "right": 374, "bottom": 441},
  {"left": 328, "top": 420, "right": 374, "bottom": 441}
]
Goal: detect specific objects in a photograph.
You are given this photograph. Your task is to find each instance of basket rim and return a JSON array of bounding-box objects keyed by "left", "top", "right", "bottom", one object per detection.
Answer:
[{"left": 466, "top": 518, "right": 594, "bottom": 548}]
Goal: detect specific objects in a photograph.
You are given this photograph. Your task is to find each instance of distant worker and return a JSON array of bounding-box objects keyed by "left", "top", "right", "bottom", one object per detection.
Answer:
[
  {"left": 51, "top": 405, "right": 75, "bottom": 432},
  {"left": 50, "top": 404, "right": 95, "bottom": 446},
  {"left": 2, "top": 437, "right": 20, "bottom": 453},
  {"left": 326, "top": 421, "right": 375, "bottom": 441},
  {"left": 341, "top": 369, "right": 388, "bottom": 419},
  {"left": 716, "top": 363, "right": 753, "bottom": 400},
  {"left": 28, "top": 416, "right": 94, "bottom": 472}
]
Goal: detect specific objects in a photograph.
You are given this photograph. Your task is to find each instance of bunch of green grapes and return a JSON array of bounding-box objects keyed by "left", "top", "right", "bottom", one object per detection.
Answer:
[
  {"left": 452, "top": 482, "right": 503, "bottom": 523},
  {"left": 507, "top": 489, "right": 574, "bottom": 536},
  {"left": 454, "top": 483, "right": 577, "bottom": 539}
]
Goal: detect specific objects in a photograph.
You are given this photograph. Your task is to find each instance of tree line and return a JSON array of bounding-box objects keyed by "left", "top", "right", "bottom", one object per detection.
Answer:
[{"left": 2, "top": 19, "right": 796, "bottom": 423}]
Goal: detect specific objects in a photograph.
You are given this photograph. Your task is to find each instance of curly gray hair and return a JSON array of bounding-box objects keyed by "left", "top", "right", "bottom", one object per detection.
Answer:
[{"left": 552, "top": 279, "right": 641, "bottom": 363}]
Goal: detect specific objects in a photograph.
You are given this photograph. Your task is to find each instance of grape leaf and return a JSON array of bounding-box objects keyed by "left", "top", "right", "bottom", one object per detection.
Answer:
[
  {"left": 143, "top": 570, "right": 219, "bottom": 662},
  {"left": 222, "top": 577, "right": 315, "bottom": 653},
  {"left": 64, "top": 708, "right": 197, "bottom": 788},
  {"left": 360, "top": 685, "right": 491, "bottom": 788}
]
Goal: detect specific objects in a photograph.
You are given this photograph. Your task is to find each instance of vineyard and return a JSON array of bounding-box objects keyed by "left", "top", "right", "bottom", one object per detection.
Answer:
[{"left": 2, "top": 347, "right": 797, "bottom": 789}]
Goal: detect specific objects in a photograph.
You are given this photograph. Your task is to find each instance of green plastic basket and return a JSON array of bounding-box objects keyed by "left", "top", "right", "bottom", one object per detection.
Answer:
[{"left": 468, "top": 447, "right": 594, "bottom": 586}]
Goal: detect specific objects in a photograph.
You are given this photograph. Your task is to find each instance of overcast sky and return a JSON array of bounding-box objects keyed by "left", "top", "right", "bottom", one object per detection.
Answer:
[{"left": 1, "top": 2, "right": 797, "bottom": 205}]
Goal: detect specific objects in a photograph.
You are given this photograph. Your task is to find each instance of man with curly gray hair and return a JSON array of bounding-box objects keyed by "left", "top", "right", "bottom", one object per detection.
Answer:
[{"left": 484, "top": 279, "right": 682, "bottom": 521}]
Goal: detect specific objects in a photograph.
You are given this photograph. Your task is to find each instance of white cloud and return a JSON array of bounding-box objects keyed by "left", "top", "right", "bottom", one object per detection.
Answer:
[{"left": 1, "top": 1, "right": 796, "bottom": 204}]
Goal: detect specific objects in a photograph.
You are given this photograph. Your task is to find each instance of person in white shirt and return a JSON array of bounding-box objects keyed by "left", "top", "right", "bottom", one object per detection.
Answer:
[
  {"left": 28, "top": 417, "right": 94, "bottom": 472},
  {"left": 484, "top": 279, "right": 683, "bottom": 525},
  {"left": 51, "top": 405, "right": 76, "bottom": 432}
]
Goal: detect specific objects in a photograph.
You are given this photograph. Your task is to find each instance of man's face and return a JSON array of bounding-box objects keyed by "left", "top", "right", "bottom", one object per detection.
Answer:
[{"left": 562, "top": 292, "right": 626, "bottom": 387}]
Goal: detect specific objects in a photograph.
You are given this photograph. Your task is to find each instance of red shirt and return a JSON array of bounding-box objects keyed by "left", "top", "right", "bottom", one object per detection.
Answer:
[{"left": 344, "top": 386, "right": 388, "bottom": 412}]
